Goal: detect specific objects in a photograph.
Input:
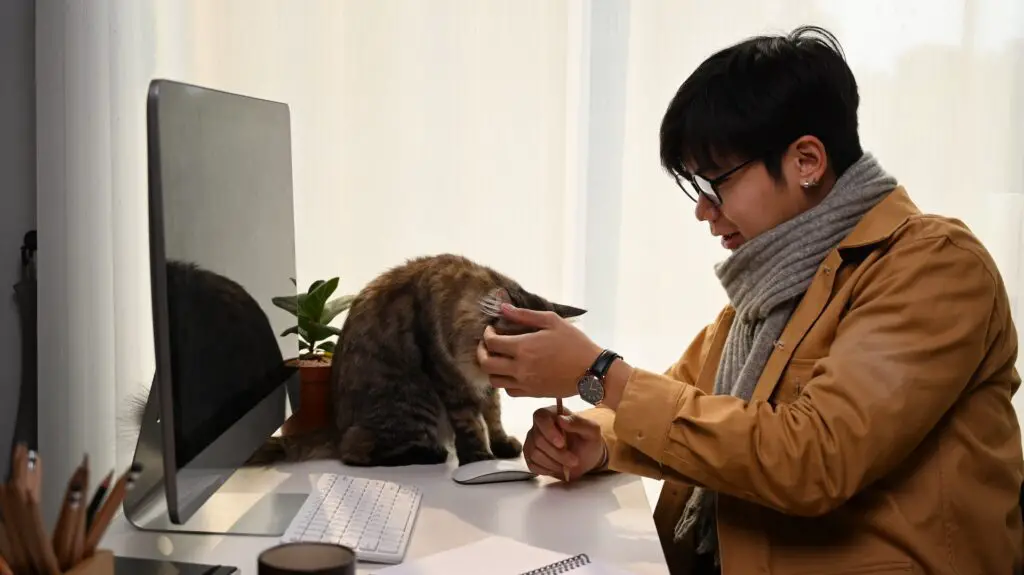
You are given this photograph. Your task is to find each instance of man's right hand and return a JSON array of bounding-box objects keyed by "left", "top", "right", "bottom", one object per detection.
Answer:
[{"left": 523, "top": 405, "right": 607, "bottom": 481}]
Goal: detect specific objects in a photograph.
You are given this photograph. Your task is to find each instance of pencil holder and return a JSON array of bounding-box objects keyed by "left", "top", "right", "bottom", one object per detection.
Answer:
[{"left": 63, "top": 550, "right": 114, "bottom": 575}]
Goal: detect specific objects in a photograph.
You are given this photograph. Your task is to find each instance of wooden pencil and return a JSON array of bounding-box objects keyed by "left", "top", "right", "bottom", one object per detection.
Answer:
[
  {"left": 53, "top": 457, "right": 87, "bottom": 570},
  {"left": 9, "top": 446, "right": 58, "bottom": 575},
  {"left": 69, "top": 458, "right": 90, "bottom": 567},
  {"left": 23, "top": 450, "right": 61, "bottom": 575},
  {"left": 0, "top": 488, "right": 27, "bottom": 574},
  {"left": 84, "top": 462, "right": 142, "bottom": 557},
  {"left": 6, "top": 445, "right": 49, "bottom": 574},
  {"left": 0, "top": 516, "right": 14, "bottom": 567},
  {"left": 85, "top": 470, "right": 113, "bottom": 530}
]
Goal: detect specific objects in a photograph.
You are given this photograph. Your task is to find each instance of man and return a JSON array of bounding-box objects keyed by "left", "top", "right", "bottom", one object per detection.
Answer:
[{"left": 477, "top": 25, "right": 1024, "bottom": 574}]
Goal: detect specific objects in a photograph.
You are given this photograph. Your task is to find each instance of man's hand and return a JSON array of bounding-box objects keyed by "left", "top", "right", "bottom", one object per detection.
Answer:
[
  {"left": 523, "top": 406, "right": 607, "bottom": 481},
  {"left": 476, "top": 304, "right": 602, "bottom": 398}
]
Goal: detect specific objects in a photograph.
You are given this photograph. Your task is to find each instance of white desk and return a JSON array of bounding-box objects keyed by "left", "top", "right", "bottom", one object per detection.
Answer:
[{"left": 100, "top": 458, "right": 669, "bottom": 574}]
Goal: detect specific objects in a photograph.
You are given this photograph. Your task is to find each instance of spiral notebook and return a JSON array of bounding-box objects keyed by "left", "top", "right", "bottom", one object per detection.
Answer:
[{"left": 372, "top": 535, "right": 632, "bottom": 574}]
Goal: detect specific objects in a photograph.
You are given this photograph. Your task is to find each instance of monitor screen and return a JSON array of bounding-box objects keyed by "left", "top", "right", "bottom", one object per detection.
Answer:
[{"left": 147, "top": 80, "right": 298, "bottom": 472}]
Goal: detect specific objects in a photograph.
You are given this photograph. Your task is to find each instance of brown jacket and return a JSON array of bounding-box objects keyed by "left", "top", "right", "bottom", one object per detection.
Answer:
[{"left": 582, "top": 187, "right": 1024, "bottom": 574}]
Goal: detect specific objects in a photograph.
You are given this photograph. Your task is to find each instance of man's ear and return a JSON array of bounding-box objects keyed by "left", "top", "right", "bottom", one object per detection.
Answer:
[
  {"left": 551, "top": 302, "right": 587, "bottom": 319},
  {"left": 790, "top": 135, "right": 828, "bottom": 187}
]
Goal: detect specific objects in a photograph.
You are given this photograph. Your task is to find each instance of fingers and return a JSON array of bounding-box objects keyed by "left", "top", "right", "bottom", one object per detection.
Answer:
[
  {"left": 481, "top": 325, "right": 520, "bottom": 356},
  {"left": 557, "top": 415, "right": 603, "bottom": 440},
  {"left": 498, "top": 381, "right": 531, "bottom": 397},
  {"left": 476, "top": 339, "right": 516, "bottom": 376},
  {"left": 524, "top": 448, "right": 560, "bottom": 477},
  {"left": 532, "top": 407, "right": 568, "bottom": 448},
  {"left": 526, "top": 444, "right": 570, "bottom": 477},
  {"left": 500, "top": 305, "right": 558, "bottom": 330},
  {"left": 523, "top": 426, "right": 579, "bottom": 478},
  {"left": 532, "top": 432, "right": 579, "bottom": 468}
]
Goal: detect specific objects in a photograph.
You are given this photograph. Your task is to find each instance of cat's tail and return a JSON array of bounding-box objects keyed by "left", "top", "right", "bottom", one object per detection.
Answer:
[{"left": 244, "top": 429, "right": 340, "bottom": 466}]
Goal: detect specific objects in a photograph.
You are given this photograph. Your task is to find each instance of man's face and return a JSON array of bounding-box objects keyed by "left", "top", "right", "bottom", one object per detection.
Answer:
[{"left": 688, "top": 138, "right": 830, "bottom": 251}]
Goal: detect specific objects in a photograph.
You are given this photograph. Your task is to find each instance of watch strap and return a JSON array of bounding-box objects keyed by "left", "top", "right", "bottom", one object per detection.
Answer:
[{"left": 589, "top": 349, "right": 621, "bottom": 380}]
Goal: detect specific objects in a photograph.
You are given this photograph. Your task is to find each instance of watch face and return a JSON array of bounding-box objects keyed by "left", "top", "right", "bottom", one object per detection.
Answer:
[{"left": 577, "top": 374, "right": 604, "bottom": 405}]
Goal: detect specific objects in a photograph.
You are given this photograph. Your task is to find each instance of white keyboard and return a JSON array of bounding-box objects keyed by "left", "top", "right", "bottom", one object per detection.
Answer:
[{"left": 281, "top": 473, "right": 422, "bottom": 564}]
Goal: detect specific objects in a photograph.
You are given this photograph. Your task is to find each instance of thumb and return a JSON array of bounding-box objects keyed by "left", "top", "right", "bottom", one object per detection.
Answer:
[
  {"left": 558, "top": 414, "right": 602, "bottom": 440},
  {"left": 501, "top": 304, "right": 557, "bottom": 329}
]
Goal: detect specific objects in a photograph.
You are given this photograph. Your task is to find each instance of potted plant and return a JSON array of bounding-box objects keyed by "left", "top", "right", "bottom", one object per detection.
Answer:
[{"left": 272, "top": 277, "right": 355, "bottom": 434}]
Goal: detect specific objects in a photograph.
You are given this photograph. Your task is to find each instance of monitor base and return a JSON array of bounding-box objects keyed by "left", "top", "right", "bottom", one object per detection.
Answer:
[{"left": 126, "top": 491, "right": 308, "bottom": 536}]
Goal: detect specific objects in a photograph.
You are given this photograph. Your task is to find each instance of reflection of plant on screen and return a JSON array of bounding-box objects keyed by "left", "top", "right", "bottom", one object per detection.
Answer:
[{"left": 272, "top": 277, "right": 355, "bottom": 361}]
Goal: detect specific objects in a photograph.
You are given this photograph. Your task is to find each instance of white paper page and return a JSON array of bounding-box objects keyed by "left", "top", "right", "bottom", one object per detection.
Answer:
[{"left": 372, "top": 536, "right": 632, "bottom": 575}]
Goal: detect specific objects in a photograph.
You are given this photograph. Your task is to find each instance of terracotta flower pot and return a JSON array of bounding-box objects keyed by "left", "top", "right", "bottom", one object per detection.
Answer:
[{"left": 281, "top": 357, "right": 333, "bottom": 436}]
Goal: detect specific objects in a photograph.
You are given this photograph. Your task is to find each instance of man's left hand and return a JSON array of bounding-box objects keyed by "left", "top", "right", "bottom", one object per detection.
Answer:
[{"left": 475, "top": 304, "right": 603, "bottom": 398}]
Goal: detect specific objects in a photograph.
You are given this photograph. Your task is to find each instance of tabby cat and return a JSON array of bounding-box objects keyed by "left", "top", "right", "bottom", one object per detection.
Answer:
[{"left": 248, "top": 253, "right": 586, "bottom": 467}]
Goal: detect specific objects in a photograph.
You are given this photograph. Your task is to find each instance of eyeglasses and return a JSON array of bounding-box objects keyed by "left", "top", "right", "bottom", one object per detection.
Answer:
[{"left": 672, "top": 158, "right": 757, "bottom": 206}]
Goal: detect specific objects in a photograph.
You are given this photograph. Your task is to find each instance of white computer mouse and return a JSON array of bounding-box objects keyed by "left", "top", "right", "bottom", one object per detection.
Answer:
[{"left": 451, "top": 458, "right": 538, "bottom": 485}]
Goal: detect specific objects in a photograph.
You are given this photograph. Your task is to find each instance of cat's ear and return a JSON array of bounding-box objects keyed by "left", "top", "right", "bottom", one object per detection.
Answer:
[
  {"left": 551, "top": 302, "right": 586, "bottom": 319},
  {"left": 487, "top": 287, "right": 512, "bottom": 305}
]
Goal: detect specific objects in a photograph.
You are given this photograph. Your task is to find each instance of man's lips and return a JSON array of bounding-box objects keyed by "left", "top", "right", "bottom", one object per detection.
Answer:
[{"left": 720, "top": 232, "right": 743, "bottom": 249}]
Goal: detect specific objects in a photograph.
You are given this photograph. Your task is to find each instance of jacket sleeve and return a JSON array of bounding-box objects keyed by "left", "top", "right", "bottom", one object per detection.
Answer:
[
  {"left": 579, "top": 321, "right": 716, "bottom": 479},
  {"left": 610, "top": 236, "right": 1011, "bottom": 516}
]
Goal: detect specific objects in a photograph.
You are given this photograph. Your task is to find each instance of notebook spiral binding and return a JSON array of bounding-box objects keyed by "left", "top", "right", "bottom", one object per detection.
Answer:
[{"left": 518, "top": 553, "right": 591, "bottom": 574}]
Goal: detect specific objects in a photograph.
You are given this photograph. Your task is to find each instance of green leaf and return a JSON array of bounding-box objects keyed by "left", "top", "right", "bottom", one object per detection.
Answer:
[
  {"left": 299, "top": 316, "right": 338, "bottom": 343},
  {"left": 307, "top": 279, "right": 325, "bottom": 295},
  {"left": 271, "top": 295, "right": 300, "bottom": 316},
  {"left": 289, "top": 277, "right": 296, "bottom": 287},
  {"left": 300, "top": 277, "right": 339, "bottom": 321},
  {"left": 322, "top": 294, "right": 356, "bottom": 324},
  {"left": 316, "top": 340, "right": 336, "bottom": 353},
  {"left": 279, "top": 325, "right": 299, "bottom": 337}
]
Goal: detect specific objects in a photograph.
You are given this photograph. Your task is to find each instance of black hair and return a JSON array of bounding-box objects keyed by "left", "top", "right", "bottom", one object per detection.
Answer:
[{"left": 659, "top": 25, "right": 862, "bottom": 182}]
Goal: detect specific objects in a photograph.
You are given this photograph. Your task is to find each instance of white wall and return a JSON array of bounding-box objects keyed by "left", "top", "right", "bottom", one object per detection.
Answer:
[{"left": 0, "top": 0, "right": 36, "bottom": 480}]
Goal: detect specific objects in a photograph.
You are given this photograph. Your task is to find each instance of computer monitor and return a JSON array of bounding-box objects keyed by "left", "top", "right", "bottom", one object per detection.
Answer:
[{"left": 124, "top": 79, "right": 307, "bottom": 536}]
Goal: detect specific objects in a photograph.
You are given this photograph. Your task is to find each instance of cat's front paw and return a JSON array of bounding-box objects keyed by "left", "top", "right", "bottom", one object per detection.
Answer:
[
  {"left": 490, "top": 436, "right": 523, "bottom": 459},
  {"left": 456, "top": 449, "right": 496, "bottom": 466}
]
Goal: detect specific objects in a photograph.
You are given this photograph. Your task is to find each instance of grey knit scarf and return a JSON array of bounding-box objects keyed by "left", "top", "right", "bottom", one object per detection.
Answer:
[{"left": 673, "top": 153, "right": 898, "bottom": 562}]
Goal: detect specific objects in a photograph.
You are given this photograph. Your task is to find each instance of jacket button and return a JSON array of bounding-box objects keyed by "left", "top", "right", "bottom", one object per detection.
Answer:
[
  {"left": 773, "top": 340, "right": 785, "bottom": 350},
  {"left": 823, "top": 265, "right": 833, "bottom": 275}
]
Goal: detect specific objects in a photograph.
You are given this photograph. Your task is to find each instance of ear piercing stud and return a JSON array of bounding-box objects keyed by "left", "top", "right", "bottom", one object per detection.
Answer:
[{"left": 801, "top": 179, "right": 818, "bottom": 189}]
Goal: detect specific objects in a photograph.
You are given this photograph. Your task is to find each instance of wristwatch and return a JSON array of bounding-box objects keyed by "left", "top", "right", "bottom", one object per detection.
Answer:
[{"left": 577, "top": 349, "right": 622, "bottom": 405}]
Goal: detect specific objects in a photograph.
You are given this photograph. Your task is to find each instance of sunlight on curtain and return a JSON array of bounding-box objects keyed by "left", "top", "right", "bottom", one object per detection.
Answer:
[{"left": 39, "top": 0, "right": 580, "bottom": 520}]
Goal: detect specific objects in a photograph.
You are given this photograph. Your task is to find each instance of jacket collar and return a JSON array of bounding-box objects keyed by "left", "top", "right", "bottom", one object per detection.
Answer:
[
  {"left": 744, "top": 185, "right": 918, "bottom": 403},
  {"left": 837, "top": 185, "right": 919, "bottom": 251}
]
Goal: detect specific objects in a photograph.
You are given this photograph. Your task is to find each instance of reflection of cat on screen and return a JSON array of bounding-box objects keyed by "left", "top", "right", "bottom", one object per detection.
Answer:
[{"left": 138, "top": 259, "right": 288, "bottom": 467}]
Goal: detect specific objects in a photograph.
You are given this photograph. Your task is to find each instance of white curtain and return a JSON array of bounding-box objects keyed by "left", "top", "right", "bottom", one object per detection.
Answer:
[{"left": 36, "top": 0, "right": 1024, "bottom": 522}]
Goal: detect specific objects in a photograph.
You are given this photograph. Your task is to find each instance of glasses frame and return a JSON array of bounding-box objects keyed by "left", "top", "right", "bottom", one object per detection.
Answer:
[{"left": 672, "top": 157, "right": 757, "bottom": 206}]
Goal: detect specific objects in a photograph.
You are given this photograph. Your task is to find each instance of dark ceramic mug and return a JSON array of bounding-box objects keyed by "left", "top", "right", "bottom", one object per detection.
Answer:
[{"left": 258, "top": 542, "right": 357, "bottom": 575}]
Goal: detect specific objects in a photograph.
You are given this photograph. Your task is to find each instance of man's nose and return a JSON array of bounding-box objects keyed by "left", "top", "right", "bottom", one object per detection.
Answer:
[{"left": 695, "top": 194, "right": 719, "bottom": 222}]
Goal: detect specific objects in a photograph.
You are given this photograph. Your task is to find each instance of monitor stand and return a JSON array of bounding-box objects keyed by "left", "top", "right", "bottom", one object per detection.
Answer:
[{"left": 122, "top": 378, "right": 307, "bottom": 536}]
